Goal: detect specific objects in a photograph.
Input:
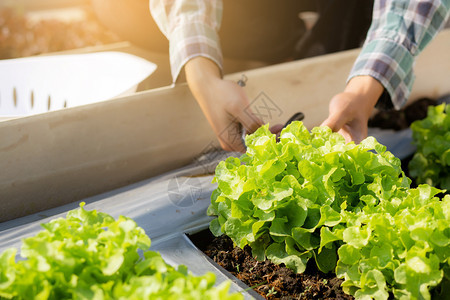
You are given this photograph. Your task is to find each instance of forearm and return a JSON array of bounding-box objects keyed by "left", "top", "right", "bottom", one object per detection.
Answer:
[{"left": 185, "top": 57, "right": 222, "bottom": 116}]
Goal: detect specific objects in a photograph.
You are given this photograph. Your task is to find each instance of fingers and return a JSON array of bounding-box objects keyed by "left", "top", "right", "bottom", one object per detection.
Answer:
[
  {"left": 235, "top": 106, "right": 264, "bottom": 134},
  {"left": 269, "top": 123, "right": 284, "bottom": 135},
  {"left": 322, "top": 114, "right": 358, "bottom": 142},
  {"left": 225, "top": 122, "right": 284, "bottom": 152},
  {"left": 337, "top": 127, "right": 354, "bottom": 144},
  {"left": 320, "top": 116, "right": 341, "bottom": 133},
  {"left": 321, "top": 93, "right": 351, "bottom": 132},
  {"left": 321, "top": 92, "right": 370, "bottom": 144},
  {"left": 219, "top": 117, "right": 282, "bottom": 153},
  {"left": 216, "top": 121, "right": 246, "bottom": 153}
]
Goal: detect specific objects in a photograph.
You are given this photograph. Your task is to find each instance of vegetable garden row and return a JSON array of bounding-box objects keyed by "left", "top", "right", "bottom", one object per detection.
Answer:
[
  {"left": 1, "top": 2, "right": 449, "bottom": 298},
  {"left": 0, "top": 103, "right": 448, "bottom": 299}
]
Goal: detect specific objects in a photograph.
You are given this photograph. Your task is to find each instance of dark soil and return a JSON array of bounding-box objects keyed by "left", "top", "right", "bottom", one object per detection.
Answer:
[
  {"left": 190, "top": 230, "right": 353, "bottom": 300},
  {"left": 368, "top": 97, "right": 437, "bottom": 131}
]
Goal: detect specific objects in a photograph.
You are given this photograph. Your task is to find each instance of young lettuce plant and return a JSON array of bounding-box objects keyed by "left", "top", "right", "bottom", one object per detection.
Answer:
[
  {"left": 208, "top": 122, "right": 410, "bottom": 275},
  {"left": 334, "top": 185, "right": 449, "bottom": 300},
  {"left": 0, "top": 203, "right": 242, "bottom": 300},
  {"left": 409, "top": 103, "right": 450, "bottom": 190},
  {"left": 208, "top": 122, "right": 449, "bottom": 299}
]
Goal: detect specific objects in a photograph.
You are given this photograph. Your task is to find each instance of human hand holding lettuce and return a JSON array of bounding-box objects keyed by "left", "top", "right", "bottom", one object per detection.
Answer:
[
  {"left": 185, "top": 57, "right": 263, "bottom": 152},
  {"left": 156, "top": 0, "right": 449, "bottom": 151},
  {"left": 185, "top": 57, "right": 382, "bottom": 150},
  {"left": 321, "top": 75, "right": 383, "bottom": 144},
  {"left": 185, "top": 57, "right": 284, "bottom": 152}
]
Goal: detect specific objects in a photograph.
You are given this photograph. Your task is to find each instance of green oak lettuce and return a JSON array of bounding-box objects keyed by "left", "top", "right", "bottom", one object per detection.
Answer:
[
  {"left": 208, "top": 121, "right": 449, "bottom": 299},
  {"left": 0, "top": 203, "right": 242, "bottom": 300},
  {"left": 209, "top": 122, "right": 410, "bottom": 273},
  {"left": 336, "top": 185, "right": 450, "bottom": 300},
  {"left": 409, "top": 103, "right": 450, "bottom": 190}
]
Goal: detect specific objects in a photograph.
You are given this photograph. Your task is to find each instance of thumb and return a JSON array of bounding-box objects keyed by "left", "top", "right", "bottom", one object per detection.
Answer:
[
  {"left": 217, "top": 122, "right": 247, "bottom": 153},
  {"left": 236, "top": 108, "right": 264, "bottom": 134},
  {"left": 320, "top": 112, "right": 346, "bottom": 133}
]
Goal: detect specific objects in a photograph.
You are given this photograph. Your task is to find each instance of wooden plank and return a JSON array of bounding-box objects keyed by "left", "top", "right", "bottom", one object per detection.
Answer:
[
  {"left": 0, "top": 86, "right": 214, "bottom": 222},
  {"left": 0, "top": 29, "right": 449, "bottom": 222}
]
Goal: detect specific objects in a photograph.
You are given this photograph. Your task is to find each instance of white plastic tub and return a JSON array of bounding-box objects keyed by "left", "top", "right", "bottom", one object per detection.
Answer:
[{"left": 0, "top": 51, "right": 156, "bottom": 118}]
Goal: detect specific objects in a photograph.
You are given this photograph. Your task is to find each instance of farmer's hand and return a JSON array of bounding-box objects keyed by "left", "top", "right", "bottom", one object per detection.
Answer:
[
  {"left": 321, "top": 76, "right": 384, "bottom": 144},
  {"left": 185, "top": 57, "right": 263, "bottom": 152}
]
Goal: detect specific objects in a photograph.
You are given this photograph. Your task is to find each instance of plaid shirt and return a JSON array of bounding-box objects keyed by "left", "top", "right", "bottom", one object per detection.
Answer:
[
  {"left": 349, "top": 0, "right": 450, "bottom": 109},
  {"left": 151, "top": 0, "right": 449, "bottom": 109},
  {"left": 150, "top": 0, "right": 223, "bottom": 81}
]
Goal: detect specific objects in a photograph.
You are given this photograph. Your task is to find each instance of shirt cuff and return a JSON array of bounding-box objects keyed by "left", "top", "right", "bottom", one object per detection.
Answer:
[
  {"left": 348, "top": 38, "right": 415, "bottom": 110},
  {"left": 169, "top": 22, "right": 223, "bottom": 82}
]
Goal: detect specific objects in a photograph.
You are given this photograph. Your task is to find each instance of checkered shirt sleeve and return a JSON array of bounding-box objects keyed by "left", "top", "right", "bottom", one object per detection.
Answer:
[
  {"left": 150, "top": 0, "right": 223, "bottom": 82},
  {"left": 349, "top": 0, "right": 450, "bottom": 110}
]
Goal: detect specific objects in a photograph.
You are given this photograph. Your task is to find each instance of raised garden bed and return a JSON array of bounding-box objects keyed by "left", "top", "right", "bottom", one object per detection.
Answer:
[
  {"left": 1, "top": 97, "right": 447, "bottom": 299},
  {"left": 0, "top": 10, "right": 450, "bottom": 297},
  {"left": 186, "top": 99, "right": 450, "bottom": 299}
]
